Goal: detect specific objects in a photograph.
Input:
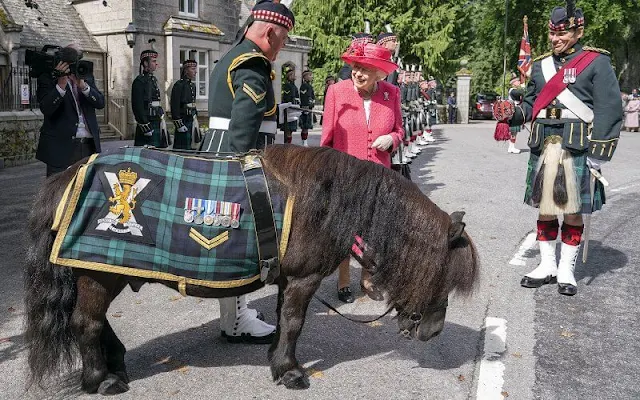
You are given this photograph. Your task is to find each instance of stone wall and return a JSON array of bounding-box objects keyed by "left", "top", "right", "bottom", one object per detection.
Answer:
[{"left": 0, "top": 110, "right": 42, "bottom": 168}]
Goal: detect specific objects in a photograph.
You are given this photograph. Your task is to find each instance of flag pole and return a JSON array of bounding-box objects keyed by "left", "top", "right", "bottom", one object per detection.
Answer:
[{"left": 502, "top": 0, "right": 509, "bottom": 99}]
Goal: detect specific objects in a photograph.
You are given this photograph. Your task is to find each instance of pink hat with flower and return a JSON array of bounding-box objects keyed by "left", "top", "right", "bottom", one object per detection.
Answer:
[{"left": 341, "top": 43, "right": 398, "bottom": 75}]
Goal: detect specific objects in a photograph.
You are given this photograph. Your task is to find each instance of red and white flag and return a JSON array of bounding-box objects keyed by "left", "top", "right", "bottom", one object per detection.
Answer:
[{"left": 517, "top": 16, "right": 532, "bottom": 84}]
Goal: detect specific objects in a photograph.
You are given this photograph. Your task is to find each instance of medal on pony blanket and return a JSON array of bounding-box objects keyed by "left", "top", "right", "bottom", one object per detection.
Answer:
[
  {"left": 230, "top": 202, "right": 241, "bottom": 229},
  {"left": 213, "top": 201, "right": 222, "bottom": 226},
  {"left": 193, "top": 198, "right": 204, "bottom": 225},
  {"left": 183, "top": 197, "right": 195, "bottom": 223},
  {"left": 221, "top": 201, "right": 232, "bottom": 228},
  {"left": 203, "top": 200, "right": 215, "bottom": 226}
]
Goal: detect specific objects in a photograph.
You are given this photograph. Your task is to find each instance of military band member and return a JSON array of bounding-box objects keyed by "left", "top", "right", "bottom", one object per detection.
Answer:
[
  {"left": 280, "top": 65, "right": 299, "bottom": 143},
  {"left": 132, "top": 49, "right": 169, "bottom": 148},
  {"left": 498, "top": 2, "right": 623, "bottom": 296},
  {"left": 298, "top": 69, "right": 315, "bottom": 146},
  {"left": 376, "top": 24, "right": 399, "bottom": 86},
  {"left": 170, "top": 59, "right": 200, "bottom": 150},
  {"left": 199, "top": 0, "right": 295, "bottom": 342}
]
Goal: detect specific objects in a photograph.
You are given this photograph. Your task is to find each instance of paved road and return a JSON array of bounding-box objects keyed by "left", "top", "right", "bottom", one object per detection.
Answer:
[{"left": 1, "top": 123, "right": 638, "bottom": 399}]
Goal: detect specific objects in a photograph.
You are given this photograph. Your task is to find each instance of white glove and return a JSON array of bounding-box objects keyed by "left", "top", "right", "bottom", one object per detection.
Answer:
[
  {"left": 177, "top": 125, "right": 188, "bottom": 133},
  {"left": 278, "top": 102, "right": 292, "bottom": 122},
  {"left": 587, "top": 157, "right": 607, "bottom": 170},
  {"left": 144, "top": 129, "right": 154, "bottom": 137},
  {"left": 371, "top": 134, "right": 394, "bottom": 151}
]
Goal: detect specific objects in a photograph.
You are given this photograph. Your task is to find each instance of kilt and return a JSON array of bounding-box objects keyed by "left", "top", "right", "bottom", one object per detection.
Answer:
[
  {"left": 50, "top": 147, "right": 291, "bottom": 291},
  {"left": 509, "top": 125, "right": 521, "bottom": 134},
  {"left": 299, "top": 112, "right": 313, "bottom": 130},
  {"left": 172, "top": 116, "right": 194, "bottom": 150},
  {"left": 285, "top": 121, "right": 298, "bottom": 132},
  {"left": 524, "top": 125, "right": 605, "bottom": 214},
  {"left": 134, "top": 119, "right": 168, "bottom": 148}
]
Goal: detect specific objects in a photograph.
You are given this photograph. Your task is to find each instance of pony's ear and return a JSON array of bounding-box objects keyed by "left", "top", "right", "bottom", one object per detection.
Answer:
[{"left": 448, "top": 211, "right": 466, "bottom": 246}]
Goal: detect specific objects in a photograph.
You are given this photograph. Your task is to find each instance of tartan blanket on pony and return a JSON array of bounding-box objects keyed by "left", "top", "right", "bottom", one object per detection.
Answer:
[{"left": 50, "top": 147, "right": 292, "bottom": 291}]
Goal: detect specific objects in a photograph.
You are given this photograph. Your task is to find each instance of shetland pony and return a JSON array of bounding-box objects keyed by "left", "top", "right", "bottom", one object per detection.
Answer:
[{"left": 24, "top": 145, "right": 479, "bottom": 394}]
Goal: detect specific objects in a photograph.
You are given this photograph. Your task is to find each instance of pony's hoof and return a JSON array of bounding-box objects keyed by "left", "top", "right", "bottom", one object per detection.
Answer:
[
  {"left": 97, "top": 373, "right": 130, "bottom": 395},
  {"left": 280, "top": 369, "right": 310, "bottom": 390},
  {"left": 113, "top": 370, "right": 130, "bottom": 384}
]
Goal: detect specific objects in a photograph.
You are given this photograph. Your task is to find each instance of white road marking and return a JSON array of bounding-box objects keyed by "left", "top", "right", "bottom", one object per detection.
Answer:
[
  {"left": 509, "top": 232, "right": 537, "bottom": 266},
  {"left": 476, "top": 317, "right": 507, "bottom": 400},
  {"left": 610, "top": 183, "right": 640, "bottom": 193}
]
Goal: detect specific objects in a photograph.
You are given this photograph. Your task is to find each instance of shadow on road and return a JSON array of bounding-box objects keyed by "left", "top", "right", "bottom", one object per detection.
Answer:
[
  {"left": 413, "top": 128, "right": 448, "bottom": 196},
  {"left": 122, "top": 290, "right": 480, "bottom": 384},
  {"left": 577, "top": 240, "right": 628, "bottom": 285}
]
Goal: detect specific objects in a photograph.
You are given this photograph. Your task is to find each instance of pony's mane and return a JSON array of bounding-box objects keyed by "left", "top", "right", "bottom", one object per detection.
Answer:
[{"left": 263, "top": 145, "right": 479, "bottom": 311}]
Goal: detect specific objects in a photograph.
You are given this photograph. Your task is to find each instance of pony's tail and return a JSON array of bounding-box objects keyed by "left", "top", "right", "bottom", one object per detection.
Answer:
[{"left": 24, "top": 174, "right": 78, "bottom": 387}]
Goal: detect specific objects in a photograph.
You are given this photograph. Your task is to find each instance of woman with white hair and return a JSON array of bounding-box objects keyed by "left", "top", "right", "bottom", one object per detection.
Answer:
[{"left": 321, "top": 42, "right": 404, "bottom": 302}]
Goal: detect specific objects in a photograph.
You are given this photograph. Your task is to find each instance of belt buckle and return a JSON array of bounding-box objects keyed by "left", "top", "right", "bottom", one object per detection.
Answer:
[{"left": 546, "top": 108, "right": 561, "bottom": 119}]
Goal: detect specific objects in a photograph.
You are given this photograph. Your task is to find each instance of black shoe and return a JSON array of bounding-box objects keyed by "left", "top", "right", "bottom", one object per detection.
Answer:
[
  {"left": 221, "top": 330, "right": 275, "bottom": 344},
  {"left": 520, "top": 275, "right": 557, "bottom": 288},
  {"left": 337, "top": 287, "right": 354, "bottom": 303},
  {"left": 558, "top": 283, "right": 577, "bottom": 296}
]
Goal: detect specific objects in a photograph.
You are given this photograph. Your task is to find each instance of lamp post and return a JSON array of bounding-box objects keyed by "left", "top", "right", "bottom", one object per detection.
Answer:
[{"left": 125, "top": 22, "right": 137, "bottom": 49}]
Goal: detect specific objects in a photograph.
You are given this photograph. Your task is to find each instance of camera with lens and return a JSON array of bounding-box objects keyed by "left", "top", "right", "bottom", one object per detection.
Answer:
[{"left": 25, "top": 45, "right": 94, "bottom": 80}]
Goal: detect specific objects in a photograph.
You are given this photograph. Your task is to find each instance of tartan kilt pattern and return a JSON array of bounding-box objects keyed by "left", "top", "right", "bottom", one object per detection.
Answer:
[
  {"left": 172, "top": 117, "right": 194, "bottom": 150},
  {"left": 509, "top": 125, "right": 522, "bottom": 134},
  {"left": 51, "top": 147, "right": 287, "bottom": 288},
  {"left": 524, "top": 126, "right": 605, "bottom": 214},
  {"left": 299, "top": 112, "right": 313, "bottom": 130},
  {"left": 134, "top": 119, "right": 167, "bottom": 148}
]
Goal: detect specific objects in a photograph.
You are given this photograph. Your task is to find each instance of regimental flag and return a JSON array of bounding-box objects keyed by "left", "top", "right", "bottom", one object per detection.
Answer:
[{"left": 517, "top": 16, "right": 532, "bottom": 84}]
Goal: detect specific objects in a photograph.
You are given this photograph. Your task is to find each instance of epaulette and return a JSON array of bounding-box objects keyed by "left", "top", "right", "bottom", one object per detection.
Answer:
[
  {"left": 228, "top": 52, "right": 270, "bottom": 73},
  {"left": 533, "top": 52, "right": 552, "bottom": 62},
  {"left": 583, "top": 46, "right": 610, "bottom": 56}
]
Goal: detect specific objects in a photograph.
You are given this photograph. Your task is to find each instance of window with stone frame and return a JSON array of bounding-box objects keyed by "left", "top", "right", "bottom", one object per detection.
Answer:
[
  {"left": 179, "top": 0, "right": 198, "bottom": 17},
  {"left": 180, "top": 49, "right": 209, "bottom": 99}
]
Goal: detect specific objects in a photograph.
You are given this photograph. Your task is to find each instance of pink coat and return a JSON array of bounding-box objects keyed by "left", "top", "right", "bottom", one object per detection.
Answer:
[{"left": 320, "top": 79, "right": 404, "bottom": 168}]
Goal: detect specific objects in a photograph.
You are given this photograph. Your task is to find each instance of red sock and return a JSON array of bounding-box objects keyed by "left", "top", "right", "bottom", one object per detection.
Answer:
[
  {"left": 561, "top": 223, "right": 584, "bottom": 246},
  {"left": 537, "top": 219, "right": 559, "bottom": 241},
  {"left": 510, "top": 136, "right": 516, "bottom": 143},
  {"left": 301, "top": 130, "right": 309, "bottom": 140}
]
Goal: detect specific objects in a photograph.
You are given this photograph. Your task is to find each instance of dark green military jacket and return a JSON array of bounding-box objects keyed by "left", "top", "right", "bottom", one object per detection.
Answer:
[
  {"left": 510, "top": 43, "right": 623, "bottom": 161},
  {"left": 170, "top": 77, "right": 197, "bottom": 124},
  {"left": 299, "top": 81, "right": 315, "bottom": 108},
  {"left": 400, "top": 83, "right": 408, "bottom": 104},
  {"left": 281, "top": 80, "right": 299, "bottom": 104},
  {"left": 132, "top": 72, "right": 162, "bottom": 124},
  {"left": 207, "top": 39, "right": 276, "bottom": 153}
]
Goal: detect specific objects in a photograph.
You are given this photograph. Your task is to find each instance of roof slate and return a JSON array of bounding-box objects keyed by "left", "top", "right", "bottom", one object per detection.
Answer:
[{"left": 0, "top": 0, "right": 103, "bottom": 52}]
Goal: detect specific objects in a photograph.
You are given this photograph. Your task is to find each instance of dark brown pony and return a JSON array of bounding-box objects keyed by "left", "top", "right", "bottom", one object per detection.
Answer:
[{"left": 24, "top": 145, "right": 479, "bottom": 394}]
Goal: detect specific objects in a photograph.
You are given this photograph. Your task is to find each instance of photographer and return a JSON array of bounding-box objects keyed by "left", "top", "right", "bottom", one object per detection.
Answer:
[{"left": 36, "top": 43, "right": 105, "bottom": 177}]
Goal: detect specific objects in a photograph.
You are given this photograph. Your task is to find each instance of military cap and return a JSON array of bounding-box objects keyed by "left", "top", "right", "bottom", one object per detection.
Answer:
[
  {"left": 351, "top": 32, "right": 374, "bottom": 46},
  {"left": 302, "top": 69, "right": 312, "bottom": 77},
  {"left": 376, "top": 23, "right": 397, "bottom": 45},
  {"left": 251, "top": 0, "right": 295, "bottom": 31},
  {"left": 549, "top": 2, "right": 585, "bottom": 31},
  {"left": 140, "top": 49, "right": 158, "bottom": 60},
  {"left": 182, "top": 59, "right": 197, "bottom": 67},
  {"left": 325, "top": 75, "right": 335, "bottom": 83},
  {"left": 284, "top": 64, "right": 295, "bottom": 74}
]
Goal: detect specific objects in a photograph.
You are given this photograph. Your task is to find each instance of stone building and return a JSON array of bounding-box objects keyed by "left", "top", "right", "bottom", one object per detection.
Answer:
[{"left": 0, "top": 0, "right": 312, "bottom": 142}]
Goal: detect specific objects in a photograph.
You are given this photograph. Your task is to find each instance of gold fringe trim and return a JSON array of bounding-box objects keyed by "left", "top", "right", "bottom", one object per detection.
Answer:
[
  {"left": 52, "top": 154, "right": 99, "bottom": 232},
  {"left": 279, "top": 196, "right": 294, "bottom": 259}
]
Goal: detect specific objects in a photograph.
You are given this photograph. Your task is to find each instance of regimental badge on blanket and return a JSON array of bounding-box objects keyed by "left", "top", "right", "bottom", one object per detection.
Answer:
[
  {"left": 93, "top": 163, "right": 158, "bottom": 245},
  {"left": 184, "top": 198, "right": 242, "bottom": 228}
]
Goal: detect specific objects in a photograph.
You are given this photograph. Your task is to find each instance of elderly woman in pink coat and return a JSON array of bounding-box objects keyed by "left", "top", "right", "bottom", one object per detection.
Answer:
[
  {"left": 624, "top": 89, "right": 640, "bottom": 132},
  {"left": 321, "top": 42, "right": 404, "bottom": 302}
]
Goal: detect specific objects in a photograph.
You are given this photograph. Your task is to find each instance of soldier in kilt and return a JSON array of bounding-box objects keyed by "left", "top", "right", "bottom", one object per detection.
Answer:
[
  {"left": 199, "top": 0, "right": 295, "bottom": 342},
  {"left": 280, "top": 65, "right": 299, "bottom": 143},
  {"left": 170, "top": 59, "right": 201, "bottom": 150},
  {"left": 132, "top": 49, "right": 170, "bottom": 148},
  {"left": 298, "top": 69, "right": 315, "bottom": 146},
  {"left": 498, "top": 2, "right": 623, "bottom": 296}
]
